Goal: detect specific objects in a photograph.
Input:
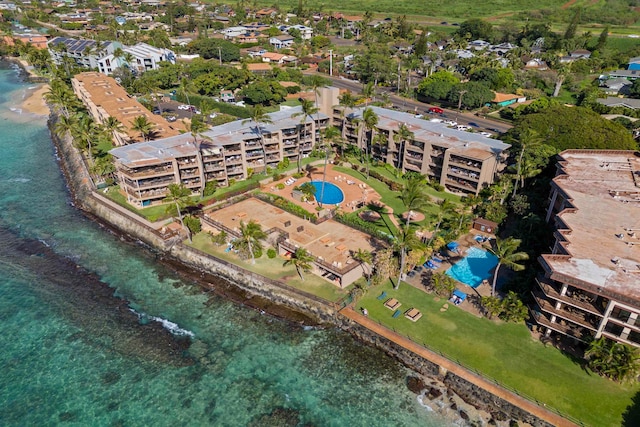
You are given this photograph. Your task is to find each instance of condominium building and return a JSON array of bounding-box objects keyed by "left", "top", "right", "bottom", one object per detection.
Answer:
[
  {"left": 109, "top": 107, "right": 329, "bottom": 207},
  {"left": 97, "top": 43, "right": 176, "bottom": 75},
  {"left": 334, "top": 106, "right": 510, "bottom": 195},
  {"left": 533, "top": 150, "right": 640, "bottom": 348},
  {"left": 72, "top": 72, "right": 184, "bottom": 145},
  {"left": 48, "top": 37, "right": 175, "bottom": 75}
]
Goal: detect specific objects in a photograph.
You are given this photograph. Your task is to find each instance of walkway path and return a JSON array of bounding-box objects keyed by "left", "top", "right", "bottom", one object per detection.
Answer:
[{"left": 340, "top": 307, "right": 579, "bottom": 427}]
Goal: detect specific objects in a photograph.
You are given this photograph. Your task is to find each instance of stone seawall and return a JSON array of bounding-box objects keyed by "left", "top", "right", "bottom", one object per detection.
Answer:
[{"left": 49, "top": 115, "right": 565, "bottom": 427}]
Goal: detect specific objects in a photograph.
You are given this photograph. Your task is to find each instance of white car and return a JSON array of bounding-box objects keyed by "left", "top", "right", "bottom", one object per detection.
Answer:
[
  {"left": 480, "top": 131, "right": 493, "bottom": 137},
  {"left": 444, "top": 120, "right": 457, "bottom": 127},
  {"left": 456, "top": 125, "right": 471, "bottom": 131},
  {"left": 429, "top": 118, "right": 443, "bottom": 123},
  {"left": 178, "top": 104, "right": 189, "bottom": 110}
]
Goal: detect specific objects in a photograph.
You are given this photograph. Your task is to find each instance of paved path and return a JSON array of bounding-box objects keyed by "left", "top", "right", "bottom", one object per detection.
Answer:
[{"left": 340, "top": 307, "right": 579, "bottom": 427}]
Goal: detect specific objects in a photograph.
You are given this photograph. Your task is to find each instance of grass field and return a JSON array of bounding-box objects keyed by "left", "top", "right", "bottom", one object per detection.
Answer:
[{"left": 358, "top": 282, "right": 640, "bottom": 427}]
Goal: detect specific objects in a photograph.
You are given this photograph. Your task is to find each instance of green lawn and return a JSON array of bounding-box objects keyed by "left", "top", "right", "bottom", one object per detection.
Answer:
[
  {"left": 188, "top": 232, "right": 353, "bottom": 302},
  {"left": 333, "top": 163, "right": 462, "bottom": 233},
  {"left": 358, "top": 282, "right": 640, "bottom": 427}
]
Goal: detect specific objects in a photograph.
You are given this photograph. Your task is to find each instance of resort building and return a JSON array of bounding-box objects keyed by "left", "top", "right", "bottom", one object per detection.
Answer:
[
  {"left": 48, "top": 37, "right": 175, "bottom": 75},
  {"left": 533, "top": 150, "right": 640, "bottom": 348},
  {"left": 71, "top": 72, "right": 184, "bottom": 145},
  {"left": 109, "top": 106, "right": 329, "bottom": 207},
  {"left": 202, "top": 197, "right": 380, "bottom": 287},
  {"left": 333, "top": 105, "right": 510, "bottom": 195}
]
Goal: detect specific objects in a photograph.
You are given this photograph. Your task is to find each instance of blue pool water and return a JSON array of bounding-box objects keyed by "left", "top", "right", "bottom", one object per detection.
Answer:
[
  {"left": 445, "top": 247, "right": 498, "bottom": 288},
  {"left": 310, "top": 180, "right": 344, "bottom": 204}
]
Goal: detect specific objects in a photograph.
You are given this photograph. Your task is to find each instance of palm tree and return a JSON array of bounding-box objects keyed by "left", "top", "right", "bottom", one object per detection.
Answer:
[
  {"left": 44, "top": 80, "right": 78, "bottom": 118},
  {"left": 164, "top": 183, "right": 192, "bottom": 242},
  {"left": 102, "top": 116, "right": 126, "bottom": 144},
  {"left": 399, "top": 176, "right": 431, "bottom": 231},
  {"left": 178, "top": 76, "right": 195, "bottom": 117},
  {"left": 283, "top": 247, "right": 315, "bottom": 281},
  {"left": 292, "top": 99, "right": 318, "bottom": 173},
  {"left": 352, "top": 248, "right": 373, "bottom": 281},
  {"left": 362, "top": 81, "right": 375, "bottom": 106},
  {"left": 512, "top": 129, "right": 542, "bottom": 197},
  {"left": 394, "top": 227, "right": 421, "bottom": 289},
  {"left": 428, "top": 199, "right": 456, "bottom": 246},
  {"left": 487, "top": 237, "right": 529, "bottom": 297},
  {"left": 238, "top": 220, "right": 267, "bottom": 264},
  {"left": 586, "top": 337, "right": 640, "bottom": 383},
  {"left": 393, "top": 123, "right": 414, "bottom": 170},
  {"left": 362, "top": 107, "right": 378, "bottom": 179},
  {"left": 53, "top": 113, "right": 78, "bottom": 139},
  {"left": 131, "top": 115, "right": 154, "bottom": 142},
  {"left": 242, "top": 105, "right": 273, "bottom": 175},
  {"left": 72, "top": 114, "right": 100, "bottom": 165}
]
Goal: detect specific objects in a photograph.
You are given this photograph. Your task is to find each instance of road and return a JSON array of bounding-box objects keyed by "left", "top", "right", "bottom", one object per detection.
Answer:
[{"left": 324, "top": 76, "right": 513, "bottom": 134}]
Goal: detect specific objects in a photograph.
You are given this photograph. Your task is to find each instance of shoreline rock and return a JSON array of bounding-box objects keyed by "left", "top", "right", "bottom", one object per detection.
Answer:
[{"left": 47, "top": 106, "right": 557, "bottom": 427}]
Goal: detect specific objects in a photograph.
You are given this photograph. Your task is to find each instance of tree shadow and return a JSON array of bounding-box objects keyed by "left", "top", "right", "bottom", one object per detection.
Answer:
[{"left": 623, "top": 391, "right": 640, "bottom": 427}]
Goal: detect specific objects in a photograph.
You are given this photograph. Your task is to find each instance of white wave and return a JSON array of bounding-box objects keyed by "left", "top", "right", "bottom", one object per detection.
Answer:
[
  {"left": 38, "top": 239, "right": 50, "bottom": 247},
  {"left": 9, "top": 107, "right": 22, "bottom": 114},
  {"left": 417, "top": 393, "right": 435, "bottom": 412},
  {"left": 27, "top": 86, "right": 37, "bottom": 89},
  {"left": 129, "top": 308, "right": 195, "bottom": 338},
  {"left": 8, "top": 177, "right": 30, "bottom": 183}
]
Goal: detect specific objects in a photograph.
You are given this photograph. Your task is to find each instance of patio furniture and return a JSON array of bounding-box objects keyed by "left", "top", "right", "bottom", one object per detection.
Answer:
[
  {"left": 376, "top": 291, "right": 387, "bottom": 300},
  {"left": 392, "top": 309, "right": 402, "bottom": 318},
  {"left": 384, "top": 298, "right": 401, "bottom": 310},
  {"left": 405, "top": 308, "right": 422, "bottom": 322},
  {"left": 335, "top": 244, "right": 347, "bottom": 251},
  {"left": 319, "top": 237, "right": 331, "bottom": 244}
]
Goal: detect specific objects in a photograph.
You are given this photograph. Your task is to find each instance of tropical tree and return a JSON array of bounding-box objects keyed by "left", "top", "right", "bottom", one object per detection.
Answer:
[
  {"left": 511, "top": 128, "right": 542, "bottom": 197},
  {"left": 352, "top": 248, "right": 373, "bottom": 280},
  {"left": 237, "top": 220, "right": 267, "bottom": 264},
  {"left": 164, "top": 184, "right": 192, "bottom": 242},
  {"left": 284, "top": 247, "right": 315, "bottom": 280},
  {"left": 399, "top": 175, "right": 431, "bottom": 230},
  {"left": 393, "top": 123, "right": 414, "bottom": 170},
  {"left": 338, "top": 91, "right": 357, "bottom": 144},
  {"left": 44, "top": 80, "right": 79, "bottom": 118},
  {"left": 131, "top": 115, "right": 155, "bottom": 142},
  {"left": 362, "top": 107, "right": 378, "bottom": 179},
  {"left": 394, "top": 227, "right": 422, "bottom": 289},
  {"left": 242, "top": 104, "right": 273, "bottom": 175},
  {"left": 297, "top": 182, "right": 317, "bottom": 201},
  {"left": 429, "top": 272, "right": 456, "bottom": 298},
  {"left": 487, "top": 237, "right": 529, "bottom": 296},
  {"left": 586, "top": 337, "right": 640, "bottom": 383},
  {"left": 53, "top": 113, "right": 78, "bottom": 139},
  {"left": 72, "top": 114, "right": 101, "bottom": 165},
  {"left": 372, "top": 247, "right": 398, "bottom": 286},
  {"left": 428, "top": 199, "right": 455, "bottom": 246},
  {"left": 292, "top": 98, "right": 319, "bottom": 173}
]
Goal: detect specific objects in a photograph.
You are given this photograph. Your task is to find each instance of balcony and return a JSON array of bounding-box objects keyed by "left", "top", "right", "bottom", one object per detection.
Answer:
[
  {"left": 265, "top": 144, "right": 280, "bottom": 153},
  {"left": 404, "top": 162, "right": 421, "bottom": 172},
  {"left": 530, "top": 308, "right": 591, "bottom": 343},
  {"left": 535, "top": 278, "right": 605, "bottom": 316},
  {"left": 445, "top": 176, "right": 477, "bottom": 191},
  {"left": 134, "top": 177, "right": 176, "bottom": 190},
  {"left": 532, "top": 289, "right": 599, "bottom": 331},
  {"left": 450, "top": 157, "right": 482, "bottom": 171},
  {"left": 121, "top": 165, "right": 173, "bottom": 179},
  {"left": 225, "top": 155, "right": 243, "bottom": 165},
  {"left": 224, "top": 146, "right": 242, "bottom": 155},
  {"left": 408, "top": 142, "right": 425, "bottom": 152},
  {"left": 406, "top": 156, "right": 423, "bottom": 167},
  {"left": 448, "top": 167, "right": 480, "bottom": 181},
  {"left": 204, "top": 162, "right": 224, "bottom": 171},
  {"left": 177, "top": 158, "right": 198, "bottom": 167}
]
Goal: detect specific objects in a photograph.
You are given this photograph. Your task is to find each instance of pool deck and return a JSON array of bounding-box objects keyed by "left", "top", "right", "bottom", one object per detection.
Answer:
[{"left": 264, "top": 164, "right": 382, "bottom": 213}]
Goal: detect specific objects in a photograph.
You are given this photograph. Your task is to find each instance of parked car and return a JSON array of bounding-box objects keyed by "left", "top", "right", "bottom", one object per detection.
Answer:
[
  {"left": 428, "top": 107, "right": 444, "bottom": 115},
  {"left": 456, "top": 125, "right": 471, "bottom": 131},
  {"left": 178, "top": 104, "right": 189, "bottom": 110},
  {"left": 414, "top": 114, "right": 424, "bottom": 119},
  {"left": 444, "top": 120, "right": 457, "bottom": 126},
  {"left": 468, "top": 122, "right": 480, "bottom": 128},
  {"left": 480, "top": 131, "right": 493, "bottom": 137},
  {"left": 167, "top": 115, "right": 177, "bottom": 122}
]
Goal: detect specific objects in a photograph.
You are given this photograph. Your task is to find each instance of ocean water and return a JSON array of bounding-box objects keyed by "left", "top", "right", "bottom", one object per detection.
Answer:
[{"left": 0, "top": 62, "right": 448, "bottom": 426}]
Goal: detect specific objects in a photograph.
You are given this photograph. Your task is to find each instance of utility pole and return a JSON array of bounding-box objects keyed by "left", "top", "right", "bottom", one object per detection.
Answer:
[
  {"left": 397, "top": 60, "right": 401, "bottom": 94},
  {"left": 217, "top": 47, "right": 222, "bottom": 66},
  {"left": 328, "top": 49, "right": 333, "bottom": 76}
]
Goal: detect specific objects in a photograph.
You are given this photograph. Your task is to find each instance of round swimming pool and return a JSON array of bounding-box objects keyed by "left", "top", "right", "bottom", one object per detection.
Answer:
[{"left": 310, "top": 181, "right": 344, "bottom": 205}]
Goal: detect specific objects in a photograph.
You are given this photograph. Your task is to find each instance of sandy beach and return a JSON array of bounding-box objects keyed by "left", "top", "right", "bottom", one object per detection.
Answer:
[{"left": 20, "top": 84, "right": 50, "bottom": 116}]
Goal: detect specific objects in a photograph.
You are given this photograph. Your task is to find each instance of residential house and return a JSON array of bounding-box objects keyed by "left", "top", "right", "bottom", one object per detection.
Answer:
[
  {"left": 606, "top": 69, "right": 640, "bottom": 80},
  {"left": 491, "top": 93, "right": 526, "bottom": 108},
  {"left": 223, "top": 26, "right": 248, "bottom": 39},
  {"left": 534, "top": 150, "right": 640, "bottom": 349},
  {"left": 220, "top": 90, "right": 235, "bottom": 102},
  {"left": 597, "top": 97, "right": 640, "bottom": 110},
  {"left": 601, "top": 77, "right": 633, "bottom": 95},
  {"left": 262, "top": 52, "right": 288, "bottom": 64},
  {"left": 269, "top": 34, "right": 294, "bottom": 49},
  {"left": 524, "top": 58, "right": 549, "bottom": 70},
  {"left": 286, "top": 24, "right": 313, "bottom": 40},
  {"left": 468, "top": 40, "right": 490, "bottom": 50},
  {"left": 245, "top": 46, "right": 266, "bottom": 58},
  {"left": 628, "top": 57, "right": 640, "bottom": 71},
  {"left": 246, "top": 62, "right": 272, "bottom": 75}
]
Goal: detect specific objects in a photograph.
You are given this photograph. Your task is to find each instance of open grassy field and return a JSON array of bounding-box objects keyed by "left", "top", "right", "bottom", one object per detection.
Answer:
[
  {"left": 252, "top": 0, "right": 608, "bottom": 21},
  {"left": 358, "top": 282, "right": 640, "bottom": 427}
]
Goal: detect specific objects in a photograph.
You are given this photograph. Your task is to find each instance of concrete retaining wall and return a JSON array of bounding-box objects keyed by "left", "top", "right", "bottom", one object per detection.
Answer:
[{"left": 49, "top": 115, "right": 560, "bottom": 427}]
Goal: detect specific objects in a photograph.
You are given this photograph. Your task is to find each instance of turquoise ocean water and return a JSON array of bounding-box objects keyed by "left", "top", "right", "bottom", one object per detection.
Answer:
[{"left": 0, "top": 62, "right": 448, "bottom": 426}]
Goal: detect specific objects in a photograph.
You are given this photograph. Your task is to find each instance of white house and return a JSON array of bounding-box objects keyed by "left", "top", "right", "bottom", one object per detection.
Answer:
[
  {"left": 269, "top": 34, "right": 294, "bottom": 49},
  {"left": 97, "top": 43, "right": 176, "bottom": 75},
  {"left": 287, "top": 24, "right": 313, "bottom": 40},
  {"left": 224, "top": 26, "right": 248, "bottom": 39}
]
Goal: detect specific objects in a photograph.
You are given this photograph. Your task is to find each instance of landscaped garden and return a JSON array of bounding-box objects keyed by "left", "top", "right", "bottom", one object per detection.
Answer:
[
  {"left": 357, "top": 281, "right": 640, "bottom": 427},
  {"left": 187, "top": 232, "right": 355, "bottom": 303}
]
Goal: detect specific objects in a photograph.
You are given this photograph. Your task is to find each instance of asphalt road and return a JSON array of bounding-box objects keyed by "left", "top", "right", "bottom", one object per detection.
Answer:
[{"left": 325, "top": 76, "right": 513, "bottom": 134}]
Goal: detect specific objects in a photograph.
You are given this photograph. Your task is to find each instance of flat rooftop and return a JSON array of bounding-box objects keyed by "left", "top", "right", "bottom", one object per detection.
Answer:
[
  {"left": 207, "top": 198, "right": 382, "bottom": 268},
  {"left": 347, "top": 106, "right": 510, "bottom": 156},
  {"left": 543, "top": 150, "right": 640, "bottom": 300},
  {"left": 73, "top": 72, "right": 184, "bottom": 142}
]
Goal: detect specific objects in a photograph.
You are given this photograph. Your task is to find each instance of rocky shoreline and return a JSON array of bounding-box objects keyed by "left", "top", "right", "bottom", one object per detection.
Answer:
[{"left": 43, "top": 86, "right": 554, "bottom": 426}]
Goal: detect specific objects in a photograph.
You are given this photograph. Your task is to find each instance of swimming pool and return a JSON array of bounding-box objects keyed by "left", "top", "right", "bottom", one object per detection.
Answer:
[
  {"left": 310, "top": 181, "right": 345, "bottom": 205},
  {"left": 445, "top": 246, "right": 498, "bottom": 288}
]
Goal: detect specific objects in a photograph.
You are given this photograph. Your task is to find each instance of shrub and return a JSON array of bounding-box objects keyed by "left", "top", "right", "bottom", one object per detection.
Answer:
[
  {"left": 184, "top": 215, "right": 202, "bottom": 235},
  {"left": 292, "top": 172, "right": 305, "bottom": 179},
  {"left": 276, "top": 183, "right": 285, "bottom": 190},
  {"left": 203, "top": 181, "right": 217, "bottom": 197},
  {"left": 267, "top": 248, "right": 277, "bottom": 258}
]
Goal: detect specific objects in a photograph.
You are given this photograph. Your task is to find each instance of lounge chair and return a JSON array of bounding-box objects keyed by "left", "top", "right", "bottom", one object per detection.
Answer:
[
  {"left": 432, "top": 256, "right": 444, "bottom": 263},
  {"left": 377, "top": 291, "right": 387, "bottom": 300},
  {"left": 425, "top": 260, "right": 438, "bottom": 270},
  {"left": 392, "top": 309, "right": 401, "bottom": 318}
]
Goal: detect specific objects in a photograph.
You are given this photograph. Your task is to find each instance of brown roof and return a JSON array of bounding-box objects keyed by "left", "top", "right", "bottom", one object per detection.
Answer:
[
  {"left": 73, "top": 72, "right": 184, "bottom": 142},
  {"left": 246, "top": 63, "right": 272, "bottom": 71}
]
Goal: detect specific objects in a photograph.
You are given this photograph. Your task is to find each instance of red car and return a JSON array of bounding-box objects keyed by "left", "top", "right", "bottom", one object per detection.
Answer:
[{"left": 428, "top": 107, "right": 444, "bottom": 114}]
